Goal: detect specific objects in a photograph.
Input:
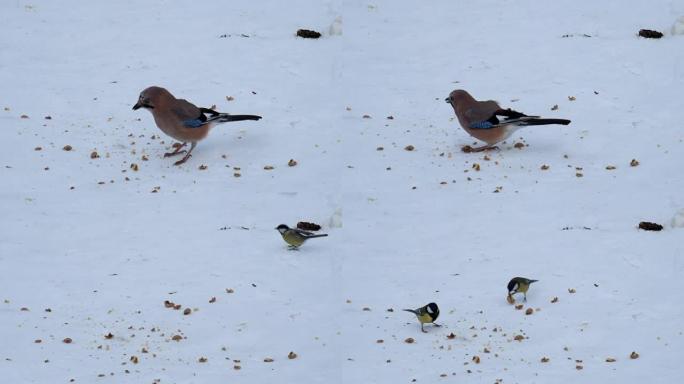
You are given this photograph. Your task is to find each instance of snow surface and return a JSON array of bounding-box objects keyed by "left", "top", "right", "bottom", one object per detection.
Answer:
[{"left": 1, "top": 1, "right": 684, "bottom": 383}]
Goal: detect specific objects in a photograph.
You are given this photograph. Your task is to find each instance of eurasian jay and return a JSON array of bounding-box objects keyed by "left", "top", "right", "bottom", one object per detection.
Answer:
[
  {"left": 133, "top": 86, "right": 262, "bottom": 165},
  {"left": 445, "top": 89, "right": 571, "bottom": 152}
]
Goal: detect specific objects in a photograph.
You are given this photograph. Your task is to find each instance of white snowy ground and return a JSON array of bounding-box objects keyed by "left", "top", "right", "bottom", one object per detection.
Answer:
[{"left": 1, "top": 1, "right": 684, "bottom": 383}]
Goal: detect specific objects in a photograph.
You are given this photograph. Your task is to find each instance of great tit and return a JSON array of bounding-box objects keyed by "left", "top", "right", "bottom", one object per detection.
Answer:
[
  {"left": 507, "top": 277, "right": 538, "bottom": 302},
  {"left": 403, "top": 302, "right": 440, "bottom": 333},
  {"left": 275, "top": 224, "right": 328, "bottom": 249}
]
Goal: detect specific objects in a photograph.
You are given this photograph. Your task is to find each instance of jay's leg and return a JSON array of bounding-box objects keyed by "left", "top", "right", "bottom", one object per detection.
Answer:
[
  {"left": 164, "top": 142, "right": 187, "bottom": 158},
  {"left": 467, "top": 144, "right": 499, "bottom": 152},
  {"left": 174, "top": 142, "right": 197, "bottom": 166}
]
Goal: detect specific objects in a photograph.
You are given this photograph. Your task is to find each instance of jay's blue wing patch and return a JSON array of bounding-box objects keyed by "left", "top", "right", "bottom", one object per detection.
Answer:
[
  {"left": 182, "top": 119, "right": 205, "bottom": 128},
  {"left": 469, "top": 121, "right": 495, "bottom": 129}
]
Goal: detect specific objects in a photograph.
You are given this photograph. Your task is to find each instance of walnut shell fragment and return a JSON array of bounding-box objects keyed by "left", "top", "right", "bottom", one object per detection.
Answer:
[{"left": 297, "top": 29, "right": 322, "bottom": 38}]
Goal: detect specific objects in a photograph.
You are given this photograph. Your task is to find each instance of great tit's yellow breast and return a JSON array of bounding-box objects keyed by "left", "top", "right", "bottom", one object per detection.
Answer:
[
  {"left": 417, "top": 313, "right": 433, "bottom": 324},
  {"left": 282, "top": 231, "right": 305, "bottom": 246},
  {"left": 517, "top": 283, "right": 530, "bottom": 293}
]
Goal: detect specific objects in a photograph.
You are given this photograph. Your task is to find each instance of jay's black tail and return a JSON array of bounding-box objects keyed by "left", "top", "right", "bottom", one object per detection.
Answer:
[
  {"left": 212, "top": 114, "right": 262, "bottom": 123},
  {"left": 523, "top": 118, "right": 571, "bottom": 126}
]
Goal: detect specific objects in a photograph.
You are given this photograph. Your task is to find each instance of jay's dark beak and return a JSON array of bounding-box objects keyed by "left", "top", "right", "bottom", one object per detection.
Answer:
[{"left": 132, "top": 101, "right": 142, "bottom": 110}]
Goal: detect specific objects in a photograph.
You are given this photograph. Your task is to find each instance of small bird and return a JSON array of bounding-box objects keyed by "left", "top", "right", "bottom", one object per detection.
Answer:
[
  {"left": 507, "top": 277, "right": 538, "bottom": 302},
  {"left": 445, "top": 89, "right": 571, "bottom": 152},
  {"left": 275, "top": 224, "right": 328, "bottom": 249},
  {"left": 133, "top": 86, "right": 261, "bottom": 165},
  {"left": 403, "top": 302, "right": 440, "bottom": 333}
]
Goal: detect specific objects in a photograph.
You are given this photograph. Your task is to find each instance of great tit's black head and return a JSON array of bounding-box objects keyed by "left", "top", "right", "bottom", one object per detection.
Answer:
[
  {"left": 275, "top": 224, "right": 290, "bottom": 234},
  {"left": 426, "top": 302, "right": 439, "bottom": 315},
  {"left": 507, "top": 279, "right": 519, "bottom": 294}
]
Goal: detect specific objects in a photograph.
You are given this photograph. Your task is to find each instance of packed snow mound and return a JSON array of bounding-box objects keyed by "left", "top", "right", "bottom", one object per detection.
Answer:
[
  {"left": 672, "top": 208, "right": 684, "bottom": 228},
  {"left": 672, "top": 16, "right": 684, "bottom": 35}
]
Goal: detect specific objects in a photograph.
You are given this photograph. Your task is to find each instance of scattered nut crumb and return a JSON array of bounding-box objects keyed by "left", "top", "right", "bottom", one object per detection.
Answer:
[
  {"left": 226, "top": 288, "right": 234, "bottom": 293},
  {"left": 171, "top": 335, "right": 182, "bottom": 341},
  {"left": 288, "top": 351, "right": 298, "bottom": 359},
  {"left": 130, "top": 356, "right": 139, "bottom": 364},
  {"left": 514, "top": 142, "right": 525, "bottom": 149},
  {"left": 376, "top": 146, "right": 384, "bottom": 151},
  {"left": 233, "top": 172, "right": 241, "bottom": 177},
  {"left": 575, "top": 172, "right": 583, "bottom": 177},
  {"left": 90, "top": 151, "right": 100, "bottom": 159},
  {"left": 525, "top": 308, "right": 534, "bottom": 315},
  {"left": 21, "top": 114, "right": 29, "bottom": 119},
  {"left": 541, "top": 357, "right": 550, "bottom": 363},
  {"left": 630, "top": 351, "right": 639, "bottom": 359},
  {"left": 404, "top": 145, "right": 415, "bottom": 151},
  {"left": 62, "top": 338, "right": 72, "bottom": 344},
  {"left": 447, "top": 333, "right": 456, "bottom": 339},
  {"left": 263, "top": 358, "right": 274, "bottom": 363},
  {"left": 233, "top": 365, "right": 241, "bottom": 370},
  {"left": 576, "top": 365, "right": 583, "bottom": 370},
  {"left": 472, "top": 163, "right": 481, "bottom": 171},
  {"left": 515, "top": 304, "right": 524, "bottom": 310},
  {"left": 568, "top": 288, "right": 576, "bottom": 293},
  {"left": 376, "top": 339, "right": 384, "bottom": 343},
  {"left": 514, "top": 335, "right": 524, "bottom": 341},
  {"left": 34, "top": 146, "right": 42, "bottom": 151},
  {"left": 568, "top": 96, "right": 576, "bottom": 101},
  {"left": 34, "top": 339, "right": 42, "bottom": 343},
  {"left": 541, "top": 164, "right": 550, "bottom": 170},
  {"left": 226, "top": 96, "right": 234, "bottom": 101},
  {"left": 198, "top": 357, "right": 208, "bottom": 363},
  {"left": 263, "top": 165, "right": 274, "bottom": 170},
  {"left": 198, "top": 164, "right": 208, "bottom": 170},
  {"left": 362, "top": 307, "right": 371, "bottom": 311},
  {"left": 605, "top": 165, "right": 616, "bottom": 170},
  {"left": 606, "top": 357, "right": 616, "bottom": 362},
  {"left": 405, "top": 337, "right": 415, "bottom": 344},
  {"left": 62, "top": 145, "right": 73, "bottom": 151},
  {"left": 551, "top": 104, "right": 559, "bottom": 111},
  {"left": 209, "top": 297, "right": 216, "bottom": 303},
  {"left": 630, "top": 159, "right": 639, "bottom": 167},
  {"left": 183, "top": 308, "right": 192, "bottom": 315},
  {"left": 104, "top": 333, "right": 114, "bottom": 339},
  {"left": 288, "top": 159, "right": 298, "bottom": 167},
  {"left": 386, "top": 116, "right": 394, "bottom": 120},
  {"left": 551, "top": 297, "right": 559, "bottom": 303},
  {"left": 130, "top": 163, "right": 139, "bottom": 171},
  {"left": 507, "top": 294, "right": 515, "bottom": 304}
]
